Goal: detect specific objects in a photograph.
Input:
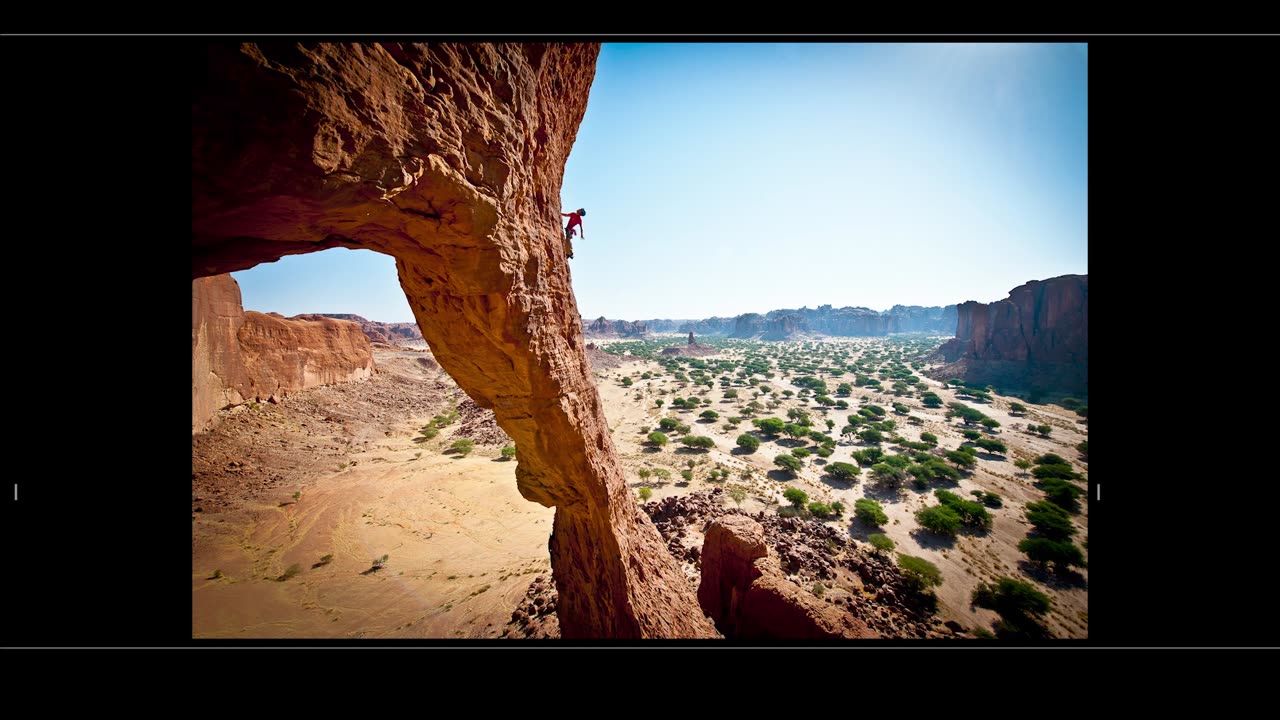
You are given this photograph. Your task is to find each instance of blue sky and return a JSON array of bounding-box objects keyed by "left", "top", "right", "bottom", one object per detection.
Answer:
[{"left": 233, "top": 42, "right": 1086, "bottom": 322}]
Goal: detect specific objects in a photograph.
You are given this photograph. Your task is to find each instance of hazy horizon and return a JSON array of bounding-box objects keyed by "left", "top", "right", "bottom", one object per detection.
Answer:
[{"left": 233, "top": 42, "right": 1086, "bottom": 324}]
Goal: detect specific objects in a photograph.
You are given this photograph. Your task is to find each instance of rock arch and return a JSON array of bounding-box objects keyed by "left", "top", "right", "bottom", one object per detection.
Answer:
[{"left": 192, "top": 42, "right": 716, "bottom": 638}]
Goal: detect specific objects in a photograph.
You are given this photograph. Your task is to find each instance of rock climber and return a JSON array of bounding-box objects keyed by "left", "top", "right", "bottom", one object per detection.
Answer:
[{"left": 562, "top": 208, "right": 585, "bottom": 259}]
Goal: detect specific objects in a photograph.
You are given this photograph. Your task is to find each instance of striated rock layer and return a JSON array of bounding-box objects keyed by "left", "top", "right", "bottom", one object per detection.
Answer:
[
  {"left": 932, "top": 274, "right": 1088, "bottom": 398},
  {"left": 192, "top": 275, "right": 375, "bottom": 432},
  {"left": 192, "top": 42, "right": 716, "bottom": 638}
]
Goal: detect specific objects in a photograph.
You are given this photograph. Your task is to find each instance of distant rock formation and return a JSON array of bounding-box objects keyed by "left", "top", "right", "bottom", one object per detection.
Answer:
[
  {"left": 931, "top": 274, "right": 1088, "bottom": 399},
  {"left": 634, "top": 304, "right": 956, "bottom": 340},
  {"left": 661, "top": 332, "right": 718, "bottom": 357},
  {"left": 582, "top": 315, "right": 648, "bottom": 337},
  {"left": 697, "top": 515, "right": 876, "bottom": 639},
  {"left": 192, "top": 274, "right": 375, "bottom": 432},
  {"left": 295, "top": 313, "right": 424, "bottom": 347}
]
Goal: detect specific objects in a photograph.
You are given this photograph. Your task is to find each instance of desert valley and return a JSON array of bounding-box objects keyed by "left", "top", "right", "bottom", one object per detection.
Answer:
[
  {"left": 191, "top": 42, "right": 1087, "bottom": 641},
  {"left": 193, "top": 273, "right": 1088, "bottom": 640}
]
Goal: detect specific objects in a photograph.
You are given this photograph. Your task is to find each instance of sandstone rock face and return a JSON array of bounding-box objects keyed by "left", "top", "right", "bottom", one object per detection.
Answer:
[
  {"left": 583, "top": 316, "right": 648, "bottom": 337},
  {"left": 299, "top": 313, "right": 424, "bottom": 346},
  {"left": 933, "top": 275, "right": 1088, "bottom": 398},
  {"left": 192, "top": 274, "right": 249, "bottom": 432},
  {"left": 192, "top": 274, "right": 375, "bottom": 433},
  {"left": 192, "top": 42, "right": 715, "bottom": 638},
  {"left": 697, "top": 516, "right": 877, "bottom": 639}
]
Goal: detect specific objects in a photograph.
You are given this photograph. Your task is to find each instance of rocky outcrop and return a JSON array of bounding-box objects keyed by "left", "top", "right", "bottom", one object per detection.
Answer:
[
  {"left": 731, "top": 313, "right": 766, "bottom": 338},
  {"left": 698, "top": 516, "right": 877, "bottom": 639},
  {"left": 679, "top": 317, "right": 735, "bottom": 335},
  {"left": 660, "top": 332, "right": 717, "bottom": 357},
  {"left": 193, "top": 274, "right": 375, "bottom": 433},
  {"left": 633, "top": 305, "right": 955, "bottom": 338},
  {"left": 932, "top": 275, "right": 1088, "bottom": 398},
  {"left": 298, "top": 313, "right": 424, "bottom": 347},
  {"left": 583, "top": 316, "right": 648, "bottom": 337},
  {"left": 761, "top": 313, "right": 807, "bottom": 341},
  {"left": 193, "top": 42, "right": 715, "bottom": 638}
]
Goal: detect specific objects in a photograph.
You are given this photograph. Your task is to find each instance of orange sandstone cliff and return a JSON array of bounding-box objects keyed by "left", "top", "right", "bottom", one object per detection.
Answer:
[{"left": 192, "top": 273, "right": 375, "bottom": 432}]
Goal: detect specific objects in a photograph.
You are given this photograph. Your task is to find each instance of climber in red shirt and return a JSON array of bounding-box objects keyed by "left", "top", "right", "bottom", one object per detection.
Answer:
[{"left": 562, "top": 208, "right": 585, "bottom": 259}]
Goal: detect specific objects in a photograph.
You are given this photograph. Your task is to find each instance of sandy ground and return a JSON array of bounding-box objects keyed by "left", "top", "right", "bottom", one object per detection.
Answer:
[
  {"left": 192, "top": 450, "right": 552, "bottom": 639},
  {"left": 194, "top": 336, "right": 1087, "bottom": 639}
]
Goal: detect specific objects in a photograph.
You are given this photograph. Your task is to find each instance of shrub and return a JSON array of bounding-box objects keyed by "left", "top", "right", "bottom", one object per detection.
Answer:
[
  {"left": 681, "top": 435, "right": 716, "bottom": 450},
  {"left": 637, "top": 486, "right": 653, "bottom": 501},
  {"left": 1033, "top": 464, "right": 1080, "bottom": 480},
  {"left": 1018, "top": 537, "right": 1087, "bottom": 572},
  {"left": 854, "top": 498, "right": 889, "bottom": 526},
  {"left": 723, "top": 389, "right": 739, "bottom": 399},
  {"left": 826, "top": 462, "right": 860, "bottom": 481},
  {"left": 961, "top": 429, "right": 982, "bottom": 441},
  {"left": 868, "top": 534, "right": 895, "bottom": 552},
  {"left": 774, "top": 454, "right": 803, "bottom": 474},
  {"left": 1075, "top": 406, "right": 1088, "bottom": 418},
  {"left": 1041, "top": 478, "right": 1084, "bottom": 510},
  {"left": 1035, "top": 424, "right": 1052, "bottom": 437},
  {"left": 783, "top": 486, "right": 809, "bottom": 508},
  {"left": 859, "top": 428, "right": 885, "bottom": 445},
  {"left": 893, "top": 403, "right": 910, "bottom": 415},
  {"left": 831, "top": 501, "right": 845, "bottom": 516},
  {"left": 680, "top": 470, "right": 693, "bottom": 482},
  {"left": 1060, "top": 398, "right": 1081, "bottom": 409},
  {"left": 920, "top": 432, "right": 938, "bottom": 446},
  {"left": 808, "top": 502, "right": 834, "bottom": 518},
  {"left": 1035, "top": 453, "right": 1068, "bottom": 466},
  {"left": 1025, "top": 500, "right": 1076, "bottom": 539},
  {"left": 1008, "top": 402, "right": 1027, "bottom": 414},
  {"left": 852, "top": 448, "right": 885, "bottom": 466},
  {"left": 1014, "top": 458, "right": 1033, "bottom": 472},
  {"left": 736, "top": 433, "right": 761, "bottom": 452},
  {"left": 728, "top": 487, "right": 747, "bottom": 506},
  {"left": 944, "top": 450, "right": 976, "bottom": 468},
  {"left": 791, "top": 447, "right": 811, "bottom": 460},
  {"left": 500, "top": 445, "right": 517, "bottom": 460},
  {"left": 916, "top": 505, "right": 962, "bottom": 535},
  {"left": 974, "top": 438, "right": 1007, "bottom": 454},
  {"left": 971, "top": 577, "right": 1051, "bottom": 635},
  {"left": 754, "top": 417, "right": 786, "bottom": 436},
  {"left": 980, "top": 418, "right": 1001, "bottom": 430},
  {"left": 1077, "top": 440, "right": 1089, "bottom": 460},
  {"left": 934, "top": 489, "right": 992, "bottom": 530},
  {"left": 659, "top": 417, "right": 682, "bottom": 432},
  {"left": 699, "top": 410, "right": 720, "bottom": 422},
  {"left": 647, "top": 431, "right": 669, "bottom": 448},
  {"left": 450, "top": 439, "right": 475, "bottom": 456},
  {"left": 921, "top": 392, "right": 943, "bottom": 408},
  {"left": 897, "top": 554, "right": 943, "bottom": 591},
  {"left": 973, "top": 491, "right": 1003, "bottom": 508}
]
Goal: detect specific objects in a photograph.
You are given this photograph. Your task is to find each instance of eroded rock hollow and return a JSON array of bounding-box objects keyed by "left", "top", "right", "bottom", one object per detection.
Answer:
[{"left": 192, "top": 42, "right": 716, "bottom": 638}]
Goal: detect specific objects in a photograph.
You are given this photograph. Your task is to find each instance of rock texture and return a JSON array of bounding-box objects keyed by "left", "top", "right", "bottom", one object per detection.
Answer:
[
  {"left": 192, "top": 274, "right": 375, "bottom": 433},
  {"left": 192, "top": 42, "right": 715, "bottom": 638},
  {"left": 698, "top": 516, "right": 877, "bottom": 639},
  {"left": 298, "top": 313, "right": 425, "bottom": 347},
  {"left": 932, "top": 275, "right": 1088, "bottom": 398},
  {"left": 582, "top": 316, "right": 648, "bottom": 337}
]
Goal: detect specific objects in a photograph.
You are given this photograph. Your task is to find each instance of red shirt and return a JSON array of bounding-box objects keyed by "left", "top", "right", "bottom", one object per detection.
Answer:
[{"left": 565, "top": 212, "right": 582, "bottom": 230}]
